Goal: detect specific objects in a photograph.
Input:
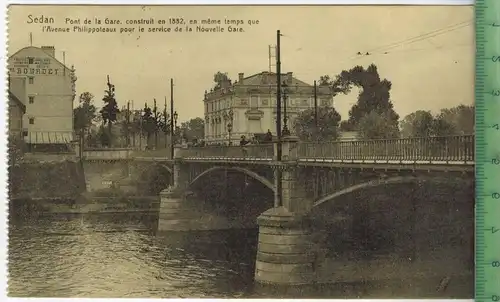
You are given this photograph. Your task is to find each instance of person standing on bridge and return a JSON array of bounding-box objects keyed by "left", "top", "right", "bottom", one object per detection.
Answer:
[
  {"left": 264, "top": 129, "right": 273, "bottom": 143},
  {"left": 240, "top": 135, "right": 249, "bottom": 157}
]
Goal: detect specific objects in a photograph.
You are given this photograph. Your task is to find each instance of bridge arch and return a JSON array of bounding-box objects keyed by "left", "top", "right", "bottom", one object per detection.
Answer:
[
  {"left": 188, "top": 166, "right": 276, "bottom": 193},
  {"left": 156, "top": 163, "right": 172, "bottom": 175},
  {"left": 313, "top": 175, "right": 473, "bottom": 208}
]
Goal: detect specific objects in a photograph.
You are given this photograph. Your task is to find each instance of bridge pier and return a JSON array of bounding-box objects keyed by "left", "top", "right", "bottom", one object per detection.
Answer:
[
  {"left": 158, "top": 144, "right": 193, "bottom": 231},
  {"left": 255, "top": 207, "right": 316, "bottom": 285},
  {"left": 255, "top": 136, "right": 318, "bottom": 286}
]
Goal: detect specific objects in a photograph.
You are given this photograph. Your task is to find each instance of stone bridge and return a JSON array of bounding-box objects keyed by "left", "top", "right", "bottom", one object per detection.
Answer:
[{"left": 81, "top": 135, "right": 474, "bottom": 289}]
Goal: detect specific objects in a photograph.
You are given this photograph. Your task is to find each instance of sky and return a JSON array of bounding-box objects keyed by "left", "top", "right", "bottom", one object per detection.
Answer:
[{"left": 8, "top": 5, "right": 474, "bottom": 123}]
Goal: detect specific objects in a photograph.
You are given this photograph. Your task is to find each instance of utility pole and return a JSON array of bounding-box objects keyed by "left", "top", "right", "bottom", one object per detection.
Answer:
[
  {"left": 276, "top": 30, "right": 282, "bottom": 155},
  {"left": 314, "top": 80, "right": 318, "bottom": 128},
  {"left": 126, "top": 101, "right": 131, "bottom": 147},
  {"left": 153, "top": 98, "right": 158, "bottom": 149},
  {"left": 164, "top": 96, "right": 168, "bottom": 148},
  {"left": 131, "top": 100, "right": 136, "bottom": 148},
  {"left": 275, "top": 29, "right": 283, "bottom": 208},
  {"left": 170, "top": 78, "right": 174, "bottom": 161}
]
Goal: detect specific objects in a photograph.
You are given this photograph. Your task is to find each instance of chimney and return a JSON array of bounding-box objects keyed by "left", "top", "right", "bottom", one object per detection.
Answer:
[
  {"left": 286, "top": 72, "right": 293, "bottom": 84},
  {"left": 41, "top": 46, "right": 55, "bottom": 57},
  {"left": 238, "top": 73, "right": 244, "bottom": 84}
]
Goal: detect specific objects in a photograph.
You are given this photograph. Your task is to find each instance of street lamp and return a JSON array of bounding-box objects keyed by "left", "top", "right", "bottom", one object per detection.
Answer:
[
  {"left": 282, "top": 81, "right": 290, "bottom": 137},
  {"left": 226, "top": 108, "right": 234, "bottom": 145},
  {"left": 173, "top": 111, "right": 178, "bottom": 143}
]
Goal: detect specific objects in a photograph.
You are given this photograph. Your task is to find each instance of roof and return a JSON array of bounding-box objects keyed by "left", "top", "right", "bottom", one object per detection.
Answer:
[
  {"left": 235, "top": 71, "right": 312, "bottom": 87},
  {"left": 8, "top": 90, "right": 26, "bottom": 113},
  {"left": 8, "top": 46, "right": 72, "bottom": 72}
]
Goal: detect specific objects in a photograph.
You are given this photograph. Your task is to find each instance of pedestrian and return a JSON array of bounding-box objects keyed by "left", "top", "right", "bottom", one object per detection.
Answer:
[
  {"left": 240, "top": 135, "right": 249, "bottom": 157},
  {"left": 264, "top": 129, "right": 273, "bottom": 143}
]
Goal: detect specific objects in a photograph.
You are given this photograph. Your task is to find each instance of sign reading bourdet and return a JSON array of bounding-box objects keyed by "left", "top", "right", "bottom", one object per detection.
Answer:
[{"left": 8, "top": 57, "right": 62, "bottom": 75}]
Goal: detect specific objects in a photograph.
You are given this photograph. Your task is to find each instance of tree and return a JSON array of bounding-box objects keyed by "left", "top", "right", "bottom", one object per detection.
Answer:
[
  {"left": 73, "top": 92, "right": 97, "bottom": 133},
  {"left": 318, "top": 75, "right": 332, "bottom": 86},
  {"left": 330, "top": 64, "right": 399, "bottom": 131},
  {"left": 434, "top": 104, "right": 474, "bottom": 136},
  {"left": 180, "top": 117, "right": 205, "bottom": 141},
  {"left": 213, "top": 71, "right": 231, "bottom": 89},
  {"left": 8, "top": 134, "right": 25, "bottom": 167},
  {"left": 357, "top": 111, "right": 400, "bottom": 140},
  {"left": 99, "top": 76, "right": 120, "bottom": 146},
  {"left": 400, "top": 110, "right": 435, "bottom": 138},
  {"left": 158, "top": 109, "right": 171, "bottom": 135},
  {"left": 141, "top": 103, "right": 156, "bottom": 143},
  {"left": 293, "top": 106, "right": 342, "bottom": 141}
]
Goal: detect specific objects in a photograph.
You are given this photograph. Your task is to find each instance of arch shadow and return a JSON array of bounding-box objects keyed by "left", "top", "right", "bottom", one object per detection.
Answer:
[
  {"left": 313, "top": 175, "right": 473, "bottom": 208},
  {"left": 188, "top": 166, "right": 276, "bottom": 193}
]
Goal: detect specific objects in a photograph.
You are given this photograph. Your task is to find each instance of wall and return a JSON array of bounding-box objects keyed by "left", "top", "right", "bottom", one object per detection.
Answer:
[
  {"left": 8, "top": 96, "right": 24, "bottom": 136},
  {"left": 82, "top": 160, "right": 130, "bottom": 192},
  {"left": 9, "top": 160, "right": 86, "bottom": 199}
]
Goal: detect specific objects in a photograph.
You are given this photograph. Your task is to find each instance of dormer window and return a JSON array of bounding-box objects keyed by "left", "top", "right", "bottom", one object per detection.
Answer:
[{"left": 28, "top": 57, "right": 34, "bottom": 64}]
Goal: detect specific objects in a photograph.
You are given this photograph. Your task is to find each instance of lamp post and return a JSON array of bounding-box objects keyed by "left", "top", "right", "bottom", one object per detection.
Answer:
[
  {"left": 226, "top": 108, "right": 234, "bottom": 145},
  {"left": 173, "top": 111, "right": 178, "bottom": 144},
  {"left": 281, "top": 81, "right": 290, "bottom": 137}
]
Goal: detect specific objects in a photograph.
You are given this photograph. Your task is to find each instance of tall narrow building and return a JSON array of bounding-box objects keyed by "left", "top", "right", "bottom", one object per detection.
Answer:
[{"left": 8, "top": 45, "right": 77, "bottom": 147}]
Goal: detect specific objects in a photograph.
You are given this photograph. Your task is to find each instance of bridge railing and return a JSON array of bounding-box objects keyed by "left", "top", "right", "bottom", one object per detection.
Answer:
[
  {"left": 182, "top": 144, "right": 274, "bottom": 160},
  {"left": 132, "top": 148, "right": 171, "bottom": 159},
  {"left": 297, "top": 135, "right": 474, "bottom": 162}
]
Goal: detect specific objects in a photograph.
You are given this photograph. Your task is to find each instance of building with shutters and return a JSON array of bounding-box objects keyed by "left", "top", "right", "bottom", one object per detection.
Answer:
[
  {"left": 8, "top": 45, "right": 77, "bottom": 146},
  {"left": 203, "top": 71, "right": 333, "bottom": 144}
]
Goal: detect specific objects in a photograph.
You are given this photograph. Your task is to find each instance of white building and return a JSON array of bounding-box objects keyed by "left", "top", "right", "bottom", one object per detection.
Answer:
[
  {"left": 8, "top": 46, "right": 77, "bottom": 146},
  {"left": 203, "top": 71, "right": 333, "bottom": 144}
]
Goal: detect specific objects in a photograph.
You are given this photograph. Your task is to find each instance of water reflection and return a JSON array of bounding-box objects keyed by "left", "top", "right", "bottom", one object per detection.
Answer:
[{"left": 8, "top": 214, "right": 260, "bottom": 298}]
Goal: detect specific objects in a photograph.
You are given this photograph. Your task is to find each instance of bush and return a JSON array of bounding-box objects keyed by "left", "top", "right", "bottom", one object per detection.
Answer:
[{"left": 8, "top": 135, "right": 25, "bottom": 166}]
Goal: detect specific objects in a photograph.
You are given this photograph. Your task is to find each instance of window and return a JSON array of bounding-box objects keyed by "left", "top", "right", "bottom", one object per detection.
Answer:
[
  {"left": 250, "top": 96, "right": 258, "bottom": 109},
  {"left": 28, "top": 57, "right": 34, "bottom": 64},
  {"left": 28, "top": 96, "right": 34, "bottom": 104},
  {"left": 28, "top": 77, "right": 34, "bottom": 84},
  {"left": 29, "top": 118, "right": 35, "bottom": 125}
]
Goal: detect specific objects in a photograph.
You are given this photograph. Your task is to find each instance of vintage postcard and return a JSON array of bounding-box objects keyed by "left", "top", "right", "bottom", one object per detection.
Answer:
[{"left": 7, "top": 4, "right": 474, "bottom": 298}]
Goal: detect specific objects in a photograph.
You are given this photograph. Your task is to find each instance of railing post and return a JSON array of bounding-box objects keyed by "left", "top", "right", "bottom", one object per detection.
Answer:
[
  {"left": 172, "top": 143, "right": 186, "bottom": 189},
  {"left": 281, "top": 135, "right": 299, "bottom": 162}
]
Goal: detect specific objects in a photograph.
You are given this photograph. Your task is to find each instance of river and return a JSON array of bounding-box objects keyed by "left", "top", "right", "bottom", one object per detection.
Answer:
[
  {"left": 8, "top": 177, "right": 474, "bottom": 298},
  {"left": 8, "top": 213, "right": 265, "bottom": 298}
]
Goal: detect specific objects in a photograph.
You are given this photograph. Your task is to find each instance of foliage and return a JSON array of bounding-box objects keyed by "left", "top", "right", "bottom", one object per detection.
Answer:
[
  {"left": 158, "top": 107, "right": 171, "bottom": 134},
  {"left": 293, "top": 106, "right": 341, "bottom": 141},
  {"left": 97, "top": 126, "right": 110, "bottom": 146},
  {"left": 325, "top": 64, "right": 399, "bottom": 131},
  {"left": 99, "top": 76, "right": 120, "bottom": 145},
  {"left": 141, "top": 103, "right": 156, "bottom": 140},
  {"left": 213, "top": 71, "right": 231, "bottom": 89},
  {"left": 8, "top": 135, "right": 25, "bottom": 166},
  {"left": 180, "top": 117, "right": 205, "bottom": 141},
  {"left": 73, "top": 92, "right": 97, "bottom": 132},
  {"left": 400, "top": 110, "right": 434, "bottom": 138},
  {"left": 318, "top": 75, "right": 332, "bottom": 86},
  {"left": 400, "top": 104, "right": 474, "bottom": 137},
  {"left": 434, "top": 104, "right": 474, "bottom": 135},
  {"left": 357, "top": 111, "right": 400, "bottom": 140}
]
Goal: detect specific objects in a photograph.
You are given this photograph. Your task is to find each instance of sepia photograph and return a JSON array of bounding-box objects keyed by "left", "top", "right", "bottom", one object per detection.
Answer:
[{"left": 7, "top": 4, "right": 475, "bottom": 298}]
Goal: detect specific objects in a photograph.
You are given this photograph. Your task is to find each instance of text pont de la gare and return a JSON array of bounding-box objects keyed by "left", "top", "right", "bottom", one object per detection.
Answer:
[{"left": 28, "top": 15, "right": 259, "bottom": 33}]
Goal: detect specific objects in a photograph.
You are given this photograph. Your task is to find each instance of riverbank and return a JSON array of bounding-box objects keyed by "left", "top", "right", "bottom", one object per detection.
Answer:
[{"left": 9, "top": 194, "right": 160, "bottom": 217}]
